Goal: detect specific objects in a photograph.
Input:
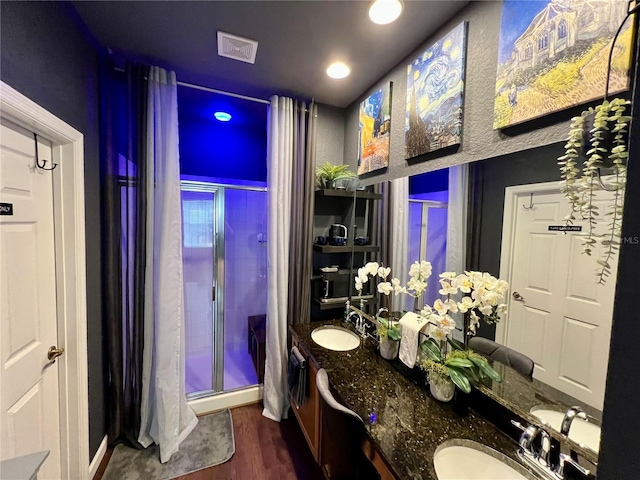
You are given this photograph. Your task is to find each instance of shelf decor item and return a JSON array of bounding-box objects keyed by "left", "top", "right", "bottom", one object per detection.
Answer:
[
  {"left": 405, "top": 21, "right": 467, "bottom": 159},
  {"left": 493, "top": 0, "right": 633, "bottom": 129},
  {"left": 358, "top": 82, "right": 392, "bottom": 175},
  {"left": 558, "top": 97, "right": 630, "bottom": 284},
  {"left": 315, "top": 162, "right": 357, "bottom": 190}
]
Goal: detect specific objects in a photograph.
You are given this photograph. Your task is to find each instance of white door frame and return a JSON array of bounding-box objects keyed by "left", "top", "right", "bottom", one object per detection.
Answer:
[
  {"left": 496, "top": 180, "right": 561, "bottom": 346},
  {"left": 1, "top": 81, "right": 90, "bottom": 479}
]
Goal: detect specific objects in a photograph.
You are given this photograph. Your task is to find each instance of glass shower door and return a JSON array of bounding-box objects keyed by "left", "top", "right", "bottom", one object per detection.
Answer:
[
  {"left": 182, "top": 184, "right": 266, "bottom": 397},
  {"left": 182, "top": 189, "right": 217, "bottom": 394}
]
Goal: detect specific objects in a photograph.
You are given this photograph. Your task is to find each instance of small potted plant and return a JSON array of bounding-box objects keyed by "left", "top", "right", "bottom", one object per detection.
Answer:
[
  {"left": 315, "top": 162, "right": 357, "bottom": 189},
  {"left": 377, "top": 317, "right": 401, "bottom": 360}
]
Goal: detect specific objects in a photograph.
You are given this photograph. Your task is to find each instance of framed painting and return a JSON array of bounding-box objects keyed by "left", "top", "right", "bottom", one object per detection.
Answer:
[
  {"left": 494, "top": 0, "right": 633, "bottom": 129},
  {"left": 405, "top": 21, "right": 467, "bottom": 160},
  {"left": 358, "top": 82, "right": 392, "bottom": 175}
]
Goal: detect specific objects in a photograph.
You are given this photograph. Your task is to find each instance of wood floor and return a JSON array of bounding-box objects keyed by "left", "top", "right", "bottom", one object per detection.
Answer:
[{"left": 95, "top": 403, "right": 324, "bottom": 480}]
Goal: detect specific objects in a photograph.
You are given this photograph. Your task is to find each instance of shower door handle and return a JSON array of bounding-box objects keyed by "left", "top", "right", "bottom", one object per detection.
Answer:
[{"left": 212, "top": 285, "right": 216, "bottom": 302}]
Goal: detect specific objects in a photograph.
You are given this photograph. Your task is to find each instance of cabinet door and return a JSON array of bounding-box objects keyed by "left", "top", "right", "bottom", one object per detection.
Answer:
[{"left": 291, "top": 341, "right": 321, "bottom": 460}]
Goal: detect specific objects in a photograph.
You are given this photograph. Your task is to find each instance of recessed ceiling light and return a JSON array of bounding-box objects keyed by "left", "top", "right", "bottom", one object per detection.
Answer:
[
  {"left": 368, "top": 0, "right": 403, "bottom": 25},
  {"left": 326, "top": 62, "right": 351, "bottom": 79},
  {"left": 214, "top": 111, "right": 232, "bottom": 122}
]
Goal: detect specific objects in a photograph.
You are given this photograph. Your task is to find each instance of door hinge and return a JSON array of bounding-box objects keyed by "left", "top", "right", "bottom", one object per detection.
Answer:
[{"left": 212, "top": 286, "right": 216, "bottom": 302}]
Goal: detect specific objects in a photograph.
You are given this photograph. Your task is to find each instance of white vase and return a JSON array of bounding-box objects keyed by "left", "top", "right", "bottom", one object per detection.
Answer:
[
  {"left": 429, "top": 377, "right": 455, "bottom": 402},
  {"left": 379, "top": 337, "right": 400, "bottom": 360}
]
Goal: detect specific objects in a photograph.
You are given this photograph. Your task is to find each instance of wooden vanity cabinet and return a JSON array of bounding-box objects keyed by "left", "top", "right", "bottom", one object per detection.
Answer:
[{"left": 290, "top": 338, "right": 321, "bottom": 461}]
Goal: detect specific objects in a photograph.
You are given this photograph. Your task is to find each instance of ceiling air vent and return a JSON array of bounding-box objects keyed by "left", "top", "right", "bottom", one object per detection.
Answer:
[{"left": 217, "top": 31, "right": 258, "bottom": 64}]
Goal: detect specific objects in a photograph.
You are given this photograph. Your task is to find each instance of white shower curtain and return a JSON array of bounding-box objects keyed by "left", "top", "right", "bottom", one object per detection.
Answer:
[
  {"left": 138, "top": 66, "right": 198, "bottom": 462},
  {"left": 446, "top": 163, "right": 469, "bottom": 339},
  {"left": 263, "top": 96, "right": 294, "bottom": 422},
  {"left": 390, "top": 176, "right": 410, "bottom": 312}
]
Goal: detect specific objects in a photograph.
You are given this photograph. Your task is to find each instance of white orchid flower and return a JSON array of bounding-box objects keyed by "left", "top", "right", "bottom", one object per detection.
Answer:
[
  {"left": 497, "top": 303, "right": 508, "bottom": 315},
  {"left": 438, "top": 279, "right": 458, "bottom": 296},
  {"left": 365, "top": 262, "right": 380, "bottom": 276},
  {"left": 358, "top": 267, "right": 369, "bottom": 284},
  {"left": 433, "top": 299, "right": 449, "bottom": 315},
  {"left": 439, "top": 314, "right": 457, "bottom": 335},
  {"left": 428, "top": 325, "right": 447, "bottom": 342},
  {"left": 453, "top": 274, "right": 473, "bottom": 293},
  {"left": 479, "top": 304, "right": 494, "bottom": 316},
  {"left": 419, "top": 260, "right": 432, "bottom": 279},
  {"left": 408, "top": 261, "right": 421, "bottom": 278},
  {"left": 378, "top": 282, "right": 393, "bottom": 296},
  {"left": 444, "top": 298, "right": 458, "bottom": 313},
  {"left": 420, "top": 305, "right": 433, "bottom": 319},
  {"left": 355, "top": 276, "right": 363, "bottom": 292},
  {"left": 457, "top": 296, "right": 474, "bottom": 313},
  {"left": 439, "top": 271, "right": 457, "bottom": 280},
  {"left": 391, "top": 278, "right": 406, "bottom": 295},
  {"left": 378, "top": 266, "right": 391, "bottom": 280}
]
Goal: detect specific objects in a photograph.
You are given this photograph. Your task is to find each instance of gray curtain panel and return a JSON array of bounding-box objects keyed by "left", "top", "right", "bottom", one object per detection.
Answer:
[
  {"left": 288, "top": 101, "right": 317, "bottom": 325},
  {"left": 101, "top": 61, "right": 150, "bottom": 448}
]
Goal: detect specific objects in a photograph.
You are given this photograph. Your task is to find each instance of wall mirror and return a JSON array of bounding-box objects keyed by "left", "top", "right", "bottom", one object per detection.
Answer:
[{"left": 360, "top": 142, "right": 624, "bottom": 462}]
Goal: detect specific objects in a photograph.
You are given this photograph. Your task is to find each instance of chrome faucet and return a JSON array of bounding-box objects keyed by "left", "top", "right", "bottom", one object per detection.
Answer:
[
  {"left": 560, "top": 406, "right": 588, "bottom": 436},
  {"left": 348, "top": 310, "right": 367, "bottom": 338},
  {"left": 376, "top": 307, "right": 389, "bottom": 318},
  {"left": 511, "top": 419, "right": 591, "bottom": 480}
]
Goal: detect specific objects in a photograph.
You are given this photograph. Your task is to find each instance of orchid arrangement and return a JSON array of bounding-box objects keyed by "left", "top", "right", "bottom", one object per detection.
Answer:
[
  {"left": 421, "top": 271, "right": 509, "bottom": 341},
  {"left": 419, "top": 270, "right": 509, "bottom": 394}
]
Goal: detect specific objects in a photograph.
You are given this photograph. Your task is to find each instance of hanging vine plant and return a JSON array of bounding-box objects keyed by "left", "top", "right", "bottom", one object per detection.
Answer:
[{"left": 558, "top": 98, "right": 631, "bottom": 284}]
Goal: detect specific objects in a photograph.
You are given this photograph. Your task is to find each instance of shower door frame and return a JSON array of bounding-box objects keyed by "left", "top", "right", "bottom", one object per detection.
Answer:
[
  {"left": 408, "top": 199, "right": 448, "bottom": 263},
  {"left": 181, "top": 179, "right": 267, "bottom": 400}
]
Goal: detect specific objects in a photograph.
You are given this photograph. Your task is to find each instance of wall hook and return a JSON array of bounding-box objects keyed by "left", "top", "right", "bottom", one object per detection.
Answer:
[
  {"left": 34, "top": 133, "right": 57, "bottom": 171},
  {"left": 523, "top": 193, "right": 534, "bottom": 210}
]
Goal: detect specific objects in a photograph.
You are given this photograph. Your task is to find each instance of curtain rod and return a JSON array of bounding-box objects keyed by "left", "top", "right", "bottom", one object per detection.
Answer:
[{"left": 112, "top": 66, "right": 270, "bottom": 105}]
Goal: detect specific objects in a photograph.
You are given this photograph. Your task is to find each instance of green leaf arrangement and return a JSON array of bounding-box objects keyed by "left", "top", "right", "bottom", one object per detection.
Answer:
[
  {"left": 377, "top": 317, "right": 401, "bottom": 341},
  {"left": 315, "top": 162, "right": 357, "bottom": 187},
  {"left": 420, "top": 338, "right": 502, "bottom": 395},
  {"left": 558, "top": 98, "right": 630, "bottom": 284}
]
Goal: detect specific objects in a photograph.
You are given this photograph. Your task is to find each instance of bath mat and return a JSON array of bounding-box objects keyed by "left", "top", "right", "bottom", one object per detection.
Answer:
[{"left": 102, "top": 409, "right": 235, "bottom": 480}]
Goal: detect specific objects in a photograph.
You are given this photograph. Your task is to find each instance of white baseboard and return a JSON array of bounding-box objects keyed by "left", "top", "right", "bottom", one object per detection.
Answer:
[
  {"left": 188, "top": 385, "right": 263, "bottom": 415},
  {"left": 89, "top": 435, "right": 108, "bottom": 479}
]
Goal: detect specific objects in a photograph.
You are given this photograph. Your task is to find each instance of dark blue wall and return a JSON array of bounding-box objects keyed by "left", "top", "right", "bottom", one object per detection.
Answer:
[
  {"left": 179, "top": 118, "right": 267, "bottom": 182},
  {"left": 0, "top": 1, "right": 106, "bottom": 459},
  {"left": 409, "top": 167, "right": 449, "bottom": 194}
]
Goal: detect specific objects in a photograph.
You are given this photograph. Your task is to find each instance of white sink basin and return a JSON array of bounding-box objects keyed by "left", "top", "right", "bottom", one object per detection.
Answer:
[
  {"left": 530, "top": 408, "right": 600, "bottom": 453},
  {"left": 311, "top": 326, "right": 360, "bottom": 351},
  {"left": 434, "top": 440, "right": 535, "bottom": 480}
]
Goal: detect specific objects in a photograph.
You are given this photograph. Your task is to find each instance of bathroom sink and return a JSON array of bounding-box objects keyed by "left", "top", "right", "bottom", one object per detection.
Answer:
[
  {"left": 434, "top": 440, "right": 537, "bottom": 480},
  {"left": 530, "top": 408, "right": 600, "bottom": 453},
  {"left": 311, "top": 326, "right": 360, "bottom": 351}
]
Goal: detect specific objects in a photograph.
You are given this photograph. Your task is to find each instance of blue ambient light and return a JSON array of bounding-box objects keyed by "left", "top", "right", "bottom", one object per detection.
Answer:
[{"left": 214, "top": 111, "right": 232, "bottom": 122}]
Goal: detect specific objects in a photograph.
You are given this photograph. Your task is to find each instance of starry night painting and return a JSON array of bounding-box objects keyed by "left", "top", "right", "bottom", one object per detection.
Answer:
[
  {"left": 405, "top": 22, "right": 467, "bottom": 160},
  {"left": 494, "top": 0, "right": 632, "bottom": 129},
  {"left": 358, "top": 82, "right": 392, "bottom": 175}
]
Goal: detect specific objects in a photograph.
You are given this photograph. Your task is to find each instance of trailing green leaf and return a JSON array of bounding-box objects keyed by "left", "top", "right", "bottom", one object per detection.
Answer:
[{"left": 420, "top": 339, "right": 442, "bottom": 362}]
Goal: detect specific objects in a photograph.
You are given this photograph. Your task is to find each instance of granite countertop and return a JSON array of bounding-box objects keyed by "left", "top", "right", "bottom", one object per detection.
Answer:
[
  {"left": 291, "top": 320, "right": 531, "bottom": 480},
  {"left": 477, "top": 362, "right": 601, "bottom": 464}
]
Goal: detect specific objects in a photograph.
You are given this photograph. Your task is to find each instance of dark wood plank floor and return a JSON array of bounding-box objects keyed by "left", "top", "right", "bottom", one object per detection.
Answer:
[{"left": 95, "top": 403, "right": 324, "bottom": 480}]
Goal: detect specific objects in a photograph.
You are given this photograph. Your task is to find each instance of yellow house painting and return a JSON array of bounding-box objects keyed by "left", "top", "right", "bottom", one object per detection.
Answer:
[
  {"left": 494, "top": 0, "right": 633, "bottom": 129},
  {"left": 358, "top": 82, "right": 392, "bottom": 175}
]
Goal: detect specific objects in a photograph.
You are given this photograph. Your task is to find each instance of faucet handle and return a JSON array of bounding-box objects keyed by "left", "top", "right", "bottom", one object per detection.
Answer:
[
  {"left": 511, "top": 420, "right": 539, "bottom": 451},
  {"left": 556, "top": 453, "right": 591, "bottom": 479},
  {"left": 538, "top": 430, "right": 551, "bottom": 468}
]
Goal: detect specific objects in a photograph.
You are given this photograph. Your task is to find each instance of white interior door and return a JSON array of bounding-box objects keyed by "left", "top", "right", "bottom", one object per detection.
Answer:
[
  {"left": 0, "top": 118, "right": 61, "bottom": 479},
  {"left": 504, "top": 188, "right": 617, "bottom": 410}
]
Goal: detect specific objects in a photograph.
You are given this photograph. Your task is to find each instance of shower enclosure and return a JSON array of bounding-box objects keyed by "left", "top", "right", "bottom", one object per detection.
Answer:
[
  {"left": 181, "top": 180, "right": 267, "bottom": 396},
  {"left": 408, "top": 198, "right": 448, "bottom": 306}
]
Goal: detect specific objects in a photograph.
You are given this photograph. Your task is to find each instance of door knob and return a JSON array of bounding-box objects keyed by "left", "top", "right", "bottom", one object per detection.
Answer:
[
  {"left": 47, "top": 346, "right": 65, "bottom": 362},
  {"left": 512, "top": 292, "right": 524, "bottom": 302}
]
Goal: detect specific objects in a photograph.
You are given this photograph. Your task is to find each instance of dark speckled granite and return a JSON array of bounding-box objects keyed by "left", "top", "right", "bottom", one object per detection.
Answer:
[
  {"left": 291, "top": 320, "right": 534, "bottom": 480},
  {"left": 476, "top": 362, "right": 601, "bottom": 464}
]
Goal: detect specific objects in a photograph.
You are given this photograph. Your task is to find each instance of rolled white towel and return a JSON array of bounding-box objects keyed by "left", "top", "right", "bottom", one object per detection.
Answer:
[{"left": 398, "top": 311, "right": 429, "bottom": 368}]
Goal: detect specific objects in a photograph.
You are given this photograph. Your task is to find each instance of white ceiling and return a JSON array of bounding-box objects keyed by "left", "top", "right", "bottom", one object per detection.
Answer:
[{"left": 73, "top": 0, "right": 469, "bottom": 107}]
